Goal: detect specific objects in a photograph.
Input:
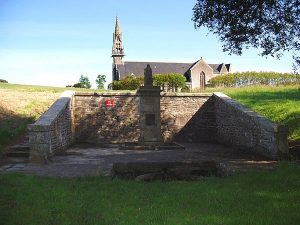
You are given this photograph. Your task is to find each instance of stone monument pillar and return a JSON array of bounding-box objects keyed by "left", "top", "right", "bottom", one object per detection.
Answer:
[{"left": 138, "top": 64, "right": 163, "bottom": 144}]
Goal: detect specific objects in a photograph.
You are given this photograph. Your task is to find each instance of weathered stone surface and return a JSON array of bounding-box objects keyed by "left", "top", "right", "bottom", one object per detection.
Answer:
[
  {"left": 213, "top": 92, "right": 289, "bottom": 159},
  {"left": 73, "top": 93, "right": 213, "bottom": 143},
  {"left": 138, "top": 67, "right": 163, "bottom": 143}
]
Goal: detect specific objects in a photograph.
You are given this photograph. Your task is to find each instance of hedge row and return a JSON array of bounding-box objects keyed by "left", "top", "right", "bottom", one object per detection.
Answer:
[
  {"left": 209, "top": 72, "right": 300, "bottom": 87},
  {"left": 110, "top": 73, "right": 186, "bottom": 90}
]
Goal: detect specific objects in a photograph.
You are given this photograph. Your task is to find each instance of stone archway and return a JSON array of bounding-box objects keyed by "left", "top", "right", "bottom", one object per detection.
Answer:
[{"left": 199, "top": 71, "right": 206, "bottom": 89}]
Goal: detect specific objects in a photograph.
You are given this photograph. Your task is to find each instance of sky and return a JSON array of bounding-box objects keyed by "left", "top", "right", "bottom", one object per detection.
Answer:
[{"left": 0, "top": 0, "right": 296, "bottom": 88}]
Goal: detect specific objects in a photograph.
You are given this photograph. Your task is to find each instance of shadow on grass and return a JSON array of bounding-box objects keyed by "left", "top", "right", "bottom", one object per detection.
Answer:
[{"left": 0, "top": 106, "right": 34, "bottom": 155}]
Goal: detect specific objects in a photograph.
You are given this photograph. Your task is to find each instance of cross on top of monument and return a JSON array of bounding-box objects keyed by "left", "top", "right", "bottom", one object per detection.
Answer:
[{"left": 144, "top": 64, "right": 153, "bottom": 87}]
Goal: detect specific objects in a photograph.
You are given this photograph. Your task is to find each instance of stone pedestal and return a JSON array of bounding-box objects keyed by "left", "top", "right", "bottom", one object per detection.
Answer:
[
  {"left": 137, "top": 64, "right": 163, "bottom": 144},
  {"left": 138, "top": 86, "right": 163, "bottom": 144}
]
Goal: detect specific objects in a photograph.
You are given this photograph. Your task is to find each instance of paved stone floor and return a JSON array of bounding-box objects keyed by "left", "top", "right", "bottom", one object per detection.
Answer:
[{"left": 0, "top": 143, "right": 278, "bottom": 178}]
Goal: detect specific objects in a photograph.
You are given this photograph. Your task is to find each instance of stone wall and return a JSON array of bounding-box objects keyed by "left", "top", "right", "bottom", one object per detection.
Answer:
[
  {"left": 28, "top": 91, "right": 75, "bottom": 163},
  {"left": 73, "top": 92, "right": 214, "bottom": 143},
  {"left": 213, "top": 92, "right": 289, "bottom": 159},
  {"left": 160, "top": 93, "right": 215, "bottom": 142},
  {"left": 74, "top": 93, "right": 140, "bottom": 143},
  {"left": 29, "top": 91, "right": 289, "bottom": 163}
]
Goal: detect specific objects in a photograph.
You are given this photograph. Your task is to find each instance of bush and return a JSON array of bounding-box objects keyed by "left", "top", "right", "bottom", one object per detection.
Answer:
[
  {"left": 153, "top": 73, "right": 186, "bottom": 91},
  {"left": 209, "top": 72, "right": 300, "bottom": 87},
  {"left": 0, "top": 79, "right": 8, "bottom": 83},
  {"left": 110, "top": 76, "right": 144, "bottom": 90},
  {"left": 73, "top": 83, "right": 85, "bottom": 88}
]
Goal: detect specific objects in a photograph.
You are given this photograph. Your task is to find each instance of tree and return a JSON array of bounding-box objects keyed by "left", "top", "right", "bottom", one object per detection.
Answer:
[
  {"left": 192, "top": 0, "right": 300, "bottom": 71},
  {"left": 95, "top": 74, "right": 106, "bottom": 89},
  {"left": 75, "top": 74, "right": 91, "bottom": 89},
  {"left": 0, "top": 79, "right": 8, "bottom": 83}
]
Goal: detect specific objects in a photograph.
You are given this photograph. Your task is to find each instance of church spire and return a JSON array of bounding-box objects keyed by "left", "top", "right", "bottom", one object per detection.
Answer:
[
  {"left": 115, "top": 16, "right": 121, "bottom": 33},
  {"left": 112, "top": 16, "right": 124, "bottom": 65}
]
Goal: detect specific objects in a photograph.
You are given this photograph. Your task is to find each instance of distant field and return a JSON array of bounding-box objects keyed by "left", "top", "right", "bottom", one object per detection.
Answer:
[{"left": 0, "top": 83, "right": 299, "bottom": 155}]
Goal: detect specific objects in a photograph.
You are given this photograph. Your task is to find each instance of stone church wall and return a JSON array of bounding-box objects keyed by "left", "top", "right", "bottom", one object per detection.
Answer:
[{"left": 73, "top": 92, "right": 215, "bottom": 144}]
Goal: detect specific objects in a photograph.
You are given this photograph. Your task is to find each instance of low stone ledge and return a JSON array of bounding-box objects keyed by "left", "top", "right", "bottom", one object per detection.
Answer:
[
  {"left": 110, "top": 160, "right": 230, "bottom": 181},
  {"left": 75, "top": 92, "right": 137, "bottom": 97},
  {"left": 74, "top": 92, "right": 212, "bottom": 98},
  {"left": 161, "top": 92, "right": 212, "bottom": 97}
]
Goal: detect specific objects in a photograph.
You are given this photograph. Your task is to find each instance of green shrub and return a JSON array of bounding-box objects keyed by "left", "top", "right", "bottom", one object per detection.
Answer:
[
  {"left": 153, "top": 73, "right": 186, "bottom": 91},
  {"left": 73, "top": 83, "right": 85, "bottom": 88},
  {"left": 110, "top": 75, "right": 144, "bottom": 90},
  {"left": 0, "top": 79, "right": 8, "bottom": 83},
  {"left": 209, "top": 72, "right": 300, "bottom": 87}
]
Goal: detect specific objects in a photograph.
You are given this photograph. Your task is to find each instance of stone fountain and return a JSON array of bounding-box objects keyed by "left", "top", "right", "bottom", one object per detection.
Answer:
[{"left": 120, "top": 64, "right": 184, "bottom": 150}]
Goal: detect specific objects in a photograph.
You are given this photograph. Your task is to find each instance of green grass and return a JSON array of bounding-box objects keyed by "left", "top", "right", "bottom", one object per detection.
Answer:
[{"left": 0, "top": 162, "right": 299, "bottom": 225}]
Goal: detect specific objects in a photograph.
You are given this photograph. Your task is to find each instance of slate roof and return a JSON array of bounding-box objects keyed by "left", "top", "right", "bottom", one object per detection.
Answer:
[
  {"left": 117, "top": 61, "right": 193, "bottom": 78},
  {"left": 116, "top": 61, "right": 231, "bottom": 79}
]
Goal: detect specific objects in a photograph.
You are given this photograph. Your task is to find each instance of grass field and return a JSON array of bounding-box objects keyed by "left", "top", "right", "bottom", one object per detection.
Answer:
[{"left": 0, "top": 162, "right": 299, "bottom": 225}]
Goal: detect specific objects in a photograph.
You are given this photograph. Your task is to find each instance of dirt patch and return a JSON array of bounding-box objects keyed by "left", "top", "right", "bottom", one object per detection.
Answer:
[{"left": 289, "top": 140, "right": 300, "bottom": 159}]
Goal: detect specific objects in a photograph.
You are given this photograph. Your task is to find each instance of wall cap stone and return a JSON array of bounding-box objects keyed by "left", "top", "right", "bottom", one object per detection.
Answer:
[
  {"left": 160, "top": 92, "right": 212, "bottom": 97},
  {"left": 75, "top": 92, "right": 137, "bottom": 97},
  {"left": 75, "top": 92, "right": 212, "bottom": 98},
  {"left": 29, "top": 91, "right": 75, "bottom": 129}
]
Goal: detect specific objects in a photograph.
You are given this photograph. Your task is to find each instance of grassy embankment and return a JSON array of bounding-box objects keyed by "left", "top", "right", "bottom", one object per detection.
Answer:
[{"left": 0, "top": 162, "right": 299, "bottom": 225}]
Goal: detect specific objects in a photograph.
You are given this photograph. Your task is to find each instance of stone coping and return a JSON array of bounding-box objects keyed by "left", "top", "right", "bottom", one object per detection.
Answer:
[
  {"left": 28, "top": 91, "right": 75, "bottom": 132},
  {"left": 75, "top": 92, "right": 212, "bottom": 97},
  {"left": 213, "top": 92, "right": 288, "bottom": 133}
]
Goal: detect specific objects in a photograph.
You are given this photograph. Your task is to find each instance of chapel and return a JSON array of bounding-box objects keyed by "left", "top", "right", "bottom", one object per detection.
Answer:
[{"left": 111, "top": 17, "right": 233, "bottom": 89}]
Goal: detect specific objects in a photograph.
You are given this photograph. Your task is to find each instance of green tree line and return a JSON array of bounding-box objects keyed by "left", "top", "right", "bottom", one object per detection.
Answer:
[{"left": 209, "top": 72, "right": 300, "bottom": 87}]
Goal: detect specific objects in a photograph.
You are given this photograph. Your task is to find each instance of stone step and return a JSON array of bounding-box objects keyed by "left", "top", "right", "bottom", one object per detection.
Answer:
[
  {"left": 110, "top": 160, "right": 230, "bottom": 181},
  {"left": 10, "top": 144, "right": 30, "bottom": 152},
  {"left": 6, "top": 151, "right": 30, "bottom": 158},
  {"left": 120, "top": 142, "right": 185, "bottom": 151},
  {"left": 5, "top": 142, "right": 30, "bottom": 159}
]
